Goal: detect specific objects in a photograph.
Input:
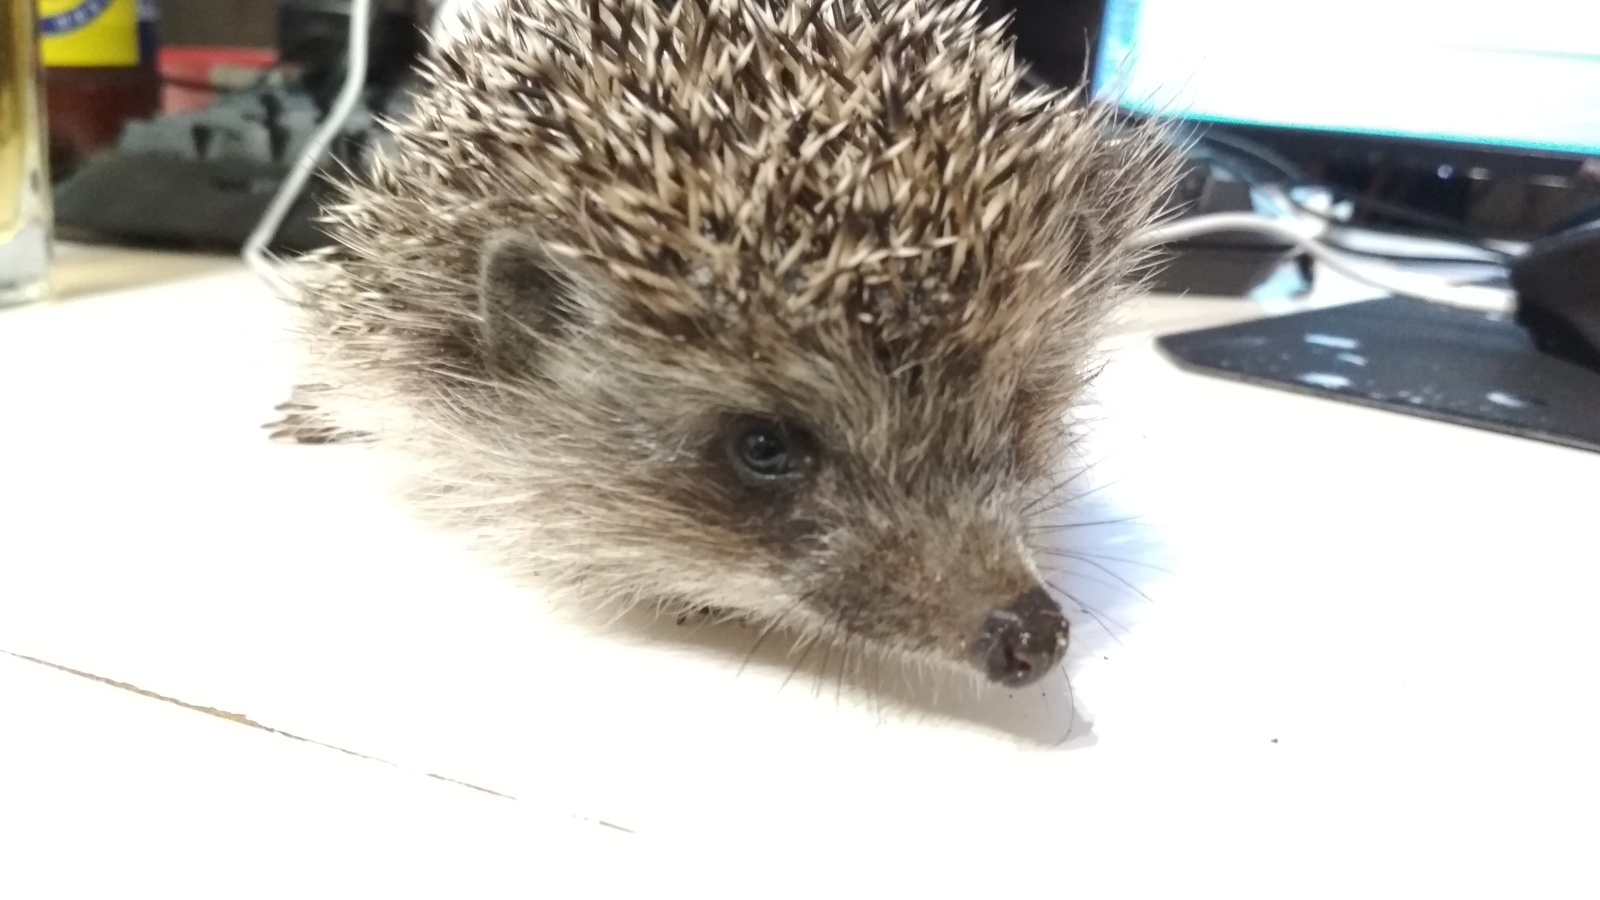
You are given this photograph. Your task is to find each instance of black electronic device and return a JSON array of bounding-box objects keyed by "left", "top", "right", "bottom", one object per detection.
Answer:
[
  {"left": 1511, "top": 216, "right": 1600, "bottom": 375},
  {"left": 1139, "top": 179, "right": 1308, "bottom": 300},
  {"left": 1086, "top": 0, "right": 1600, "bottom": 181},
  {"left": 52, "top": 0, "right": 424, "bottom": 253},
  {"left": 1079, "top": 0, "right": 1600, "bottom": 244},
  {"left": 1157, "top": 295, "right": 1600, "bottom": 455},
  {"left": 982, "top": 1, "right": 1104, "bottom": 90},
  {"left": 1146, "top": 153, "right": 1301, "bottom": 297},
  {"left": 52, "top": 86, "right": 398, "bottom": 252},
  {"left": 278, "top": 0, "right": 423, "bottom": 108},
  {"left": 997, "top": 0, "right": 1600, "bottom": 452}
]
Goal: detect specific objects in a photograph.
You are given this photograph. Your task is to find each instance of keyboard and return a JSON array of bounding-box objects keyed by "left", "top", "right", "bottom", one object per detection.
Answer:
[{"left": 53, "top": 80, "right": 405, "bottom": 254}]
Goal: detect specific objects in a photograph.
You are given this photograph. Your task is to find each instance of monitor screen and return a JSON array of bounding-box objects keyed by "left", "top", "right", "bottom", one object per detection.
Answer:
[{"left": 1091, "top": 0, "right": 1600, "bottom": 159}]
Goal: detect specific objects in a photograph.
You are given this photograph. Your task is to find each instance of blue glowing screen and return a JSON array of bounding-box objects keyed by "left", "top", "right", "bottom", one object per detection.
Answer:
[{"left": 1092, "top": 0, "right": 1600, "bottom": 158}]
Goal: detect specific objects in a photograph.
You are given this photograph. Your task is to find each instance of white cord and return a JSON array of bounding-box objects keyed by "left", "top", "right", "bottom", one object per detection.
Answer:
[
  {"left": 242, "top": 0, "right": 375, "bottom": 289},
  {"left": 1134, "top": 211, "right": 1517, "bottom": 314}
]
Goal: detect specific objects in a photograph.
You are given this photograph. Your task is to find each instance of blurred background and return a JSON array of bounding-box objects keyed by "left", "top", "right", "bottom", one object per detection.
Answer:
[
  {"left": 13, "top": 0, "right": 1600, "bottom": 447},
  {"left": 34, "top": 0, "right": 1600, "bottom": 257}
]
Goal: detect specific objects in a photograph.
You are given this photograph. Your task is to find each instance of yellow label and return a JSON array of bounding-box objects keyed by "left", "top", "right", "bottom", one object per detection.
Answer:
[{"left": 38, "top": 0, "right": 138, "bottom": 68}]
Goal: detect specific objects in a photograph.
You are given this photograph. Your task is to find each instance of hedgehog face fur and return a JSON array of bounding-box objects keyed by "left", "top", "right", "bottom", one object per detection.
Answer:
[{"left": 285, "top": 0, "right": 1180, "bottom": 689}]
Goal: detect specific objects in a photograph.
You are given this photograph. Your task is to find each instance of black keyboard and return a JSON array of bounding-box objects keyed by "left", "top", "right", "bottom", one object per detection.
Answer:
[{"left": 53, "top": 81, "right": 404, "bottom": 254}]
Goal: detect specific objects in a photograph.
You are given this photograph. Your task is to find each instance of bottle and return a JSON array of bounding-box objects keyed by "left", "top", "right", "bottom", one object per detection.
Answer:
[
  {"left": 37, "top": 0, "right": 159, "bottom": 180},
  {"left": 1, "top": 0, "right": 52, "bottom": 305}
]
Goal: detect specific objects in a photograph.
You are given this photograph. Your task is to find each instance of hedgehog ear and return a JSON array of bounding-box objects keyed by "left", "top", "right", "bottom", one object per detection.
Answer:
[{"left": 477, "top": 230, "right": 588, "bottom": 358}]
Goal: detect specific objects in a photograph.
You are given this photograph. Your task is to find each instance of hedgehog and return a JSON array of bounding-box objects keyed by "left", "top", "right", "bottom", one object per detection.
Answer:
[{"left": 271, "top": 0, "right": 1180, "bottom": 690}]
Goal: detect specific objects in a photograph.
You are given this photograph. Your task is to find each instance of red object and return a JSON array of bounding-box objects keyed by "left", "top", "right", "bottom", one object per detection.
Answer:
[
  {"left": 45, "top": 68, "right": 160, "bottom": 180},
  {"left": 158, "top": 46, "right": 277, "bottom": 114}
]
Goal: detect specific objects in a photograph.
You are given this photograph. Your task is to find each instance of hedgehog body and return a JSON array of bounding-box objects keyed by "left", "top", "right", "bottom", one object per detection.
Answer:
[{"left": 282, "top": 0, "right": 1179, "bottom": 688}]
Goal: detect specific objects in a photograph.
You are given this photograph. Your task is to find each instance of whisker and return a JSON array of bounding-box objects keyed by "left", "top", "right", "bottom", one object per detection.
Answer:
[
  {"left": 811, "top": 626, "right": 841, "bottom": 701},
  {"left": 1046, "top": 578, "right": 1126, "bottom": 647},
  {"left": 1036, "top": 564, "right": 1126, "bottom": 598},
  {"left": 834, "top": 635, "right": 852, "bottom": 712},
  {"left": 1052, "top": 664, "right": 1078, "bottom": 748},
  {"left": 1023, "top": 471, "right": 1093, "bottom": 514},
  {"left": 1047, "top": 550, "right": 1173, "bottom": 575},
  {"left": 1022, "top": 457, "right": 1111, "bottom": 513},
  {"left": 1046, "top": 554, "right": 1157, "bottom": 605},
  {"left": 1038, "top": 476, "right": 1120, "bottom": 511},
  {"left": 900, "top": 645, "right": 920, "bottom": 698},
  {"left": 737, "top": 617, "right": 785, "bottom": 678},
  {"left": 1029, "top": 515, "right": 1144, "bottom": 532},
  {"left": 780, "top": 632, "right": 821, "bottom": 693},
  {"left": 598, "top": 595, "right": 636, "bottom": 629},
  {"left": 869, "top": 645, "right": 889, "bottom": 725}
]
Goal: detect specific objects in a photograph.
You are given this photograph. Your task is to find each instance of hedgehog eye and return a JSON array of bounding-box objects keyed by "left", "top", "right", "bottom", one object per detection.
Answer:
[{"left": 728, "top": 418, "right": 810, "bottom": 485}]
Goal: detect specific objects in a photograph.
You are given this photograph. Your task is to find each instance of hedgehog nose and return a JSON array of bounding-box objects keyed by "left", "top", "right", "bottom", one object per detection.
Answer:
[{"left": 973, "top": 586, "right": 1069, "bottom": 688}]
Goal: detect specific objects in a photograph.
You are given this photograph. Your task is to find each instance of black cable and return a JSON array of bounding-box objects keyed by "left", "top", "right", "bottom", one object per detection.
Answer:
[
  {"left": 1314, "top": 241, "right": 1506, "bottom": 266},
  {"left": 1193, "top": 142, "right": 1505, "bottom": 263},
  {"left": 1306, "top": 202, "right": 1514, "bottom": 262},
  {"left": 1277, "top": 198, "right": 1514, "bottom": 263},
  {"left": 1193, "top": 128, "right": 1306, "bottom": 183},
  {"left": 1551, "top": 200, "right": 1600, "bottom": 232},
  {"left": 1195, "top": 129, "right": 1517, "bottom": 259},
  {"left": 1320, "top": 189, "right": 1505, "bottom": 246}
]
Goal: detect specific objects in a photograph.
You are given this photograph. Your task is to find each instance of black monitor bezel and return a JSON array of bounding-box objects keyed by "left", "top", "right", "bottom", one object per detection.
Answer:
[{"left": 1174, "top": 118, "right": 1598, "bottom": 182}]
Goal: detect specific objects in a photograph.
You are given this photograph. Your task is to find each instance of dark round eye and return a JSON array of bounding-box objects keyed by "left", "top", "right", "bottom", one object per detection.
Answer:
[{"left": 730, "top": 419, "right": 808, "bottom": 483}]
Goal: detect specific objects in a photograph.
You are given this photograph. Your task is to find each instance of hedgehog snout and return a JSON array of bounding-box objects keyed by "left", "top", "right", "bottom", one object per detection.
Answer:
[{"left": 971, "top": 586, "right": 1068, "bottom": 688}]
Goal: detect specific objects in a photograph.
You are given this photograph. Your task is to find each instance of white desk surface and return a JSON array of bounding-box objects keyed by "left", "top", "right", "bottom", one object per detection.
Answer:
[{"left": 2, "top": 243, "right": 1597, "bottom": 897}]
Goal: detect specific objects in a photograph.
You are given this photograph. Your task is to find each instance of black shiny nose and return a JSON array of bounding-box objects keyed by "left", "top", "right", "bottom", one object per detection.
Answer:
[{"left": 973, "top": 586, "right": 1069, "bottom": 687}]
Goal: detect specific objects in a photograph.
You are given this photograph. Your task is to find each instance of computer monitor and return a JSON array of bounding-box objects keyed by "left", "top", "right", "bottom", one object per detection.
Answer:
[{"left": 1089, "top": 0, "right": 1600, "bottom": 179}]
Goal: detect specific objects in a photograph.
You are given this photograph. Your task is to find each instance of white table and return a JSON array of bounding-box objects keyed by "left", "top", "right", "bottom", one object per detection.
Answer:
[{"left": 2, "top": 244, "right": 1596, "bottom": 897}]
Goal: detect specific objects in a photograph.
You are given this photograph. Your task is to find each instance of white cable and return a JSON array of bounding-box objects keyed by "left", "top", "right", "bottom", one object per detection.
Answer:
[
  {"left": 243, "top": 0, "right": 375, "bottom": 289},
  {"left": 1134, "top": 211, "right": 1517, "bottom": 314}
]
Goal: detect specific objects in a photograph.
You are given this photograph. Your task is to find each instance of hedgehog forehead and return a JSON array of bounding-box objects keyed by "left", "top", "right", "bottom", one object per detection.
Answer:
[{"left": 402, "top": 0, "right": 1084, "bottom": 336}]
